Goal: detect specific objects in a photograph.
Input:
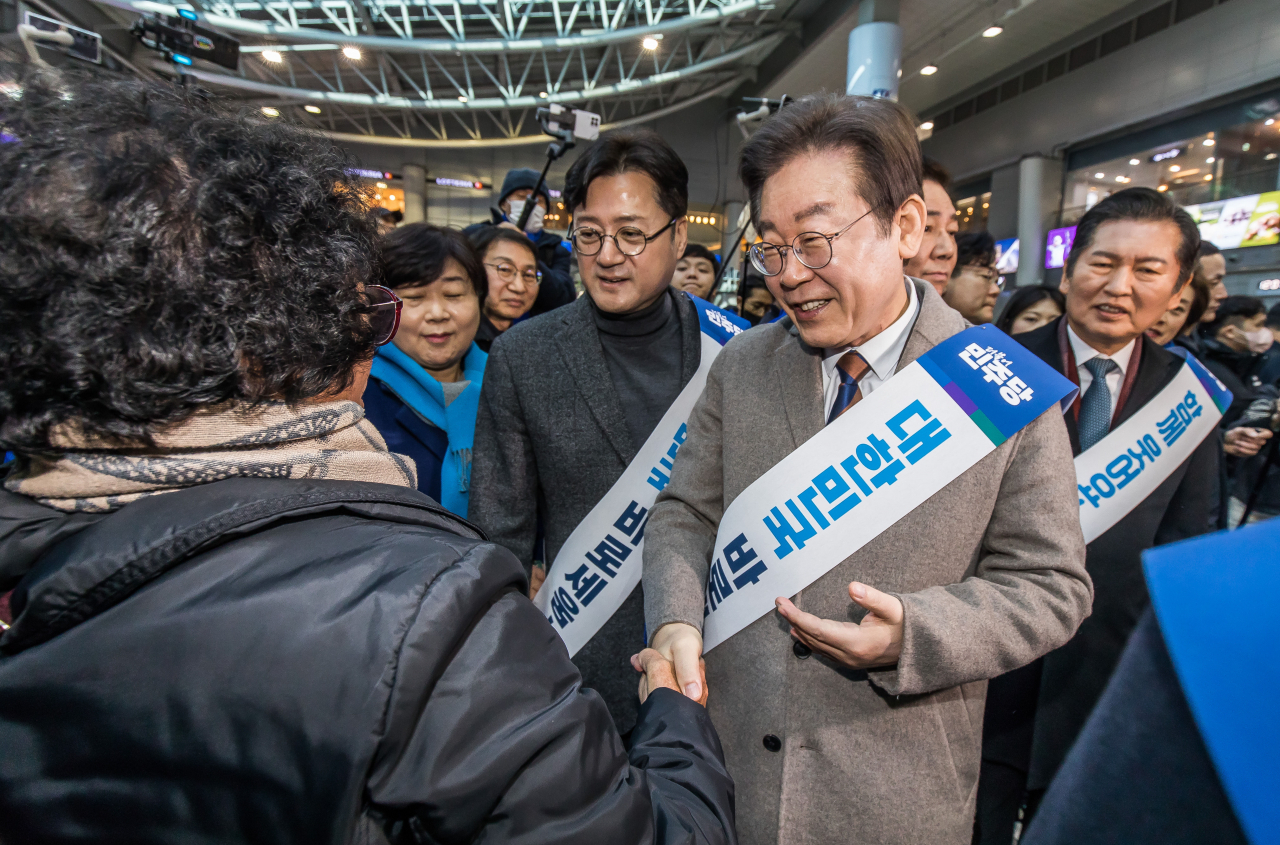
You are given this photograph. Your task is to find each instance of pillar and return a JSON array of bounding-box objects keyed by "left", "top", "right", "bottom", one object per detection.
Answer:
[
  {"left": 1015, "top": 155, "right": 1064, "bottom": 288},
  {"left": 846, "top": 0, "right": 901, "bottom": 100},
  {"left": 402, "top": 163, "right": 426, "bottom": 224}
]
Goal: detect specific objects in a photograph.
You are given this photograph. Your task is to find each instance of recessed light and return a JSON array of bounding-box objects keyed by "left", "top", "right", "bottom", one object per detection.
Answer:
[
  {"left": 1243, "top": 142, "right": 1251, "bottom": 151},
  {"left": 1206, "top": 156, "right": 1215, "bottom": 163},
  {"left": 921, "top": 64, "right": 938, "bottom": 75},
  {"left": 982, "top": 203, "right": 989, "bottom": 209},
  {"left": 304, "top": 104, "right": 321, "bottom": 114},
  {"left": 642, "top": 36, "right": 659, "bottom": 50},
  {"left": 1157, "top": 185, "right": 1168, "bottom": 191},
  {"left": 920, "top": 121, "right": 934, "bottom": 130},
  {"left": 342, "top": 46, "right": 361, "bottom": 61},
  {"left": 458, "top": 94, "right": 468, "bottom": 102},
  {"left": 376, "top": 182, "right": 387, "bottom": 189},
  {"left": 389, "top": 194, "right": 395, "bottom": 200},
  {"left": 262, "top": 50, "right": 283, "bottom": 63},
  {"left": 261, "top": 106, "right": 279, "bottom": 117},
  {"left": 1202, "top": 138, "right": 1214, "bottom": 146},
  {"left": 1129, "top": 159, "right": 1140, "bottom": 165},
  {"left": 1169, "top": 165, "right": 1181, "bottom": 172},
  {"left": 1204, "top": 174, "right": 1213, "bottom": 180},
  {"left": 539, "top": 91, "right": 548, "bottom": 98},
  {"left": 1266, "top": 153, "right": 1278, "bottom": 160},
  {"left": 982, "top": 25, "right": 1003, "bottom": 38},
  {"left": 1267, "top": 119, "right": 1276, "bottom": 126},
  {"left": 1094, "top": 172, "right": 1105, "bottom": 178}
]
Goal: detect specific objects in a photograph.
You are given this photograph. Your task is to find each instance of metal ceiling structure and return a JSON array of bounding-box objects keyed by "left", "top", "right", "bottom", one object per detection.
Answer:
[{"left": 81, "top": 0, "right": 794, "bottom": 145}]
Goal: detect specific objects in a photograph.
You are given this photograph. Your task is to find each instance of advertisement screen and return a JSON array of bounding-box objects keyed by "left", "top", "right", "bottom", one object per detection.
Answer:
[
  {"left": 1044, "top": 226, "right": 1077, "bottom": 269},
  {"left": 995, "top": 238, "right": 1019, "bottom": 274},
  {"left": 1185, "top": 192, "right": 1280, "bottom": 249}
]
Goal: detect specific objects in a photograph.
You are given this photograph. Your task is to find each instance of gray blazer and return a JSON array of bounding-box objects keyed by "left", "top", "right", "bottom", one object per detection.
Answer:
[
  {"left": 643, "top": 279, "right": 1092, "bottom": 845},
  {"left": 470, "top": 292, "right": 702, "bottom": 734}
]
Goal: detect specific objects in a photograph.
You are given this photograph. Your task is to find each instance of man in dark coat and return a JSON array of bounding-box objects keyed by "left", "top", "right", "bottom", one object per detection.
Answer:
[
  {"left": 470, "top": 129, "right": 697, "bottom": 736},
  {"left": 975, "top": 188, "right": 1219, "bottom": 843},
  {"left": 463, "top": 167, "right": 577, "bottom": 316}
]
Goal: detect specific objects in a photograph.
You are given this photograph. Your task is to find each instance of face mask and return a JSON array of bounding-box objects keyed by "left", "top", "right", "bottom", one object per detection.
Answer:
[
  {"left": 1245, "top": 327, "right": 1274, "bottom": 354},
  {"left": 506, "top": 199, "right": 545, "bottom": 234}
]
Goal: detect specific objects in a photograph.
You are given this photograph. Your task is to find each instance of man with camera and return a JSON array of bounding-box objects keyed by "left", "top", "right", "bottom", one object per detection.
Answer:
[{"left": 470, "top": 128, "right": 745, "bottom": 736}]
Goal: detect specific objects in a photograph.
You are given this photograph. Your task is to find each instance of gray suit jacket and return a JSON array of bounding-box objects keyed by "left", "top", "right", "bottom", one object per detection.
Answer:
[
  {"left": 644, "top": 279, "right": 1092, "bottom": 845},
  {"left": 470, "top": 291, "right": 702, "bottom": 734}
]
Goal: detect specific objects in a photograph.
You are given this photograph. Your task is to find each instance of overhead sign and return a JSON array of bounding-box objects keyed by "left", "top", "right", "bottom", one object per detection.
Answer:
[
  {"left": 346, "top": 168, "right": 395, "bottom": 180},
  {"left": 1185, "top": 192, "right": 1280, "bottom": 249},
  {"left": 434, "top": 177, "right": 487, "bottom": 190},
  {"left": 1151, "top": 148, "right": 1182, "bottom": 163}
]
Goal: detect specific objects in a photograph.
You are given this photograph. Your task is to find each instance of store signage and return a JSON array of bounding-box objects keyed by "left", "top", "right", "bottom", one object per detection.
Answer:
[
  {"left": 434, "top": 177, "right": 487, "bottom": 190},
  {"left": 1151, "top": 148, "right": 1182, "bottom": 163},
  {"left": 1185, "top": 192, "right": 1280, "bottom": 249},
  {"left": 347, "top": 168, "right": 395, "bottom": 180},
  {"left": 1259, "top": 278, "right": 1280, "bottom": 292},
  {"left": 1045, "top": 225, "right": 1077, "bottom": 270}
]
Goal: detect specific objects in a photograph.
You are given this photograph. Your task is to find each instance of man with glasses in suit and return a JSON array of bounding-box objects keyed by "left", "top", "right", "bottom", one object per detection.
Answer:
[
  {"left": 470, "top": 128, "right": 702, "bottom": 738},
  {"left": 942, "top": 231, "right": 1003, "bottom": 325}
]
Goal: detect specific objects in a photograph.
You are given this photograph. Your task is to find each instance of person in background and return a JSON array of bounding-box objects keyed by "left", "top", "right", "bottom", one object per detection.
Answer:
[
  {"left": 0, "top": 68, "right": 735, "bottom": 845},
  {"left": 469, "top": 226, "right": 541, "bottom": 353},
  {"left": 1200, "top": 296, "right": 1270, "bottom": 426},
  {"left": 942, "top": 231, "right": 1001, "bottom": 324},
  {"left": 902, "top": 156, "right": 959, "bottom": 295},
  {"left": 470, "top": 128, "right": 702, "bottom": 739},
  {"left": 375, "top": 207, "right": 402, "bottom": 235},
  {"left": 995, "top": 285, "right": 1065, "bottom": 335},
  {"left": 671, "top": 243, "right": 719, "bottom": 300},
  {"left": 739, "top": 269, "right": 776, "bottom": 325},
  {"left": 463, "top": 167, "right": 576, "bottom": 316},
  {"left": 1144, "top": 275, "right": 1201, "bottom": 347},
  {"left": 1192, "top": 242, "right": 1229, "bottom": 336},
  {"left": 978, "top": 188, "right": 1218, "bottom": 844},
  {"left": 363, "top": 224, "right": 486, "bottom": 516},
  {"left": 1247, "top": 301, "right": 1280, "bottom": 385},
  {"left": 1173, "top": 255, "right": 1219, "bottom": 355}
]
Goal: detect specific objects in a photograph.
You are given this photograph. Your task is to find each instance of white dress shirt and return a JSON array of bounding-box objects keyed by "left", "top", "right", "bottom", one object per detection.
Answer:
[
  {"left": 820, "top": 278, "right": 920, "bottom": 420},
  {"left": 1066, "top": 324, "right": 1136, "bottom": 421}
]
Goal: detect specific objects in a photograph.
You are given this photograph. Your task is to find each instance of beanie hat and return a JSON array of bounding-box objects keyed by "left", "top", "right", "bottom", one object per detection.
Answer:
[{"left": 499, "top": 167, "right": 552, "bottom": 209}]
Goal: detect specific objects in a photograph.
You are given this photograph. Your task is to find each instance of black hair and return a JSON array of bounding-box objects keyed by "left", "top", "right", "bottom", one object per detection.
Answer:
[
  {"left": 0, "top": 66, "right": 380, "bottom": 453},
  {"left": 1065, "top": 187, "right": 1200, "bottom": 288},
  {"left": 922, "top": 157, "right": 951, "bottom": 191},
  {"left": 563, "top": 127, "right": 688, "bottom": 222},
  {"left": 953, "top": 231, "right": 996, "bottom": 273},
  {"left": 681, "top": 243, "right": 719, "bottom": 265},
  {"left": 739, "top": 94, "right": 923, "bottom": 236},
  {"left": 742, "top": 269, "right": 771, "bottom": 293},
  {"left": 468, "top": 225, "right": 537, "bottom": 268},
  {"left": 1198, "top": 241, "right": 1222, "bottom": 258},
  {"left": 995, "top": 285, "right": 1065, "bottom": 334},
  {"left": 1207, "top": 295, "right": 1265, "bottom": 333},
  {"left": 379, "top": 223, "right": 487, "bottom": 303},
  {"left": 1267, "top": 302, "right": 1280, "bottom": 330}
]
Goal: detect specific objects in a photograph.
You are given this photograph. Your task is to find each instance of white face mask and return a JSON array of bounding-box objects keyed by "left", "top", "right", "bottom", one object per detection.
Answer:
[
  {"left": 1245, "top": 326, "right": 1274, "bottom": 354},
  {"left": 506, "top": 199, "right": 546, "bottom": 234}
]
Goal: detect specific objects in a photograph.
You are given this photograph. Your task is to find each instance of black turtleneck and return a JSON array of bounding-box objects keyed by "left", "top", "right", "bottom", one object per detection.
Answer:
[{"left": 590, "top": 288, "right": 684, "bottom": 452}]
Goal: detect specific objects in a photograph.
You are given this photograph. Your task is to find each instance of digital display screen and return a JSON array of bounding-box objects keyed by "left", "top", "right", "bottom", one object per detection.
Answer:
[{"left": 1044, "top": 226, "right": 1077, "bottom": 269}]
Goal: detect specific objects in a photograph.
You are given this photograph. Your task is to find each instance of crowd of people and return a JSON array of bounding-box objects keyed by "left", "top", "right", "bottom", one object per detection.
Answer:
[{"left": 0, "top": 65, "right": 1269, "bottom": 845}]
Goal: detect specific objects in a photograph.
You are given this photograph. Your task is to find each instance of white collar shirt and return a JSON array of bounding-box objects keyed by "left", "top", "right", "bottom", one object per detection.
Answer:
[
  {"left": 1066, "top": 323, "right": 1137, "bottom": 421},
  {"left": 820, "top": 278, "right": 920, "bottom": 420}
]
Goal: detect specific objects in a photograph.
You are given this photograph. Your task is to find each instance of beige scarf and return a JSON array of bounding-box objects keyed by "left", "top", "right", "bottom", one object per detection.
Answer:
[{"left": 5, "top": 401, "right": 417, "bottom": 513}]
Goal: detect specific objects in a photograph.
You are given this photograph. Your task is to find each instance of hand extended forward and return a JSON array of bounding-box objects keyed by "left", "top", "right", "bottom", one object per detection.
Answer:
[
  {"left": 775, "top": 582, "right": 904, "bottom": 669},
  {"left": 649, "top": 622, "right": 708, "bottom": 703},
  {"left": 631, "top": 648, "right": 709, "bottom": 706}
]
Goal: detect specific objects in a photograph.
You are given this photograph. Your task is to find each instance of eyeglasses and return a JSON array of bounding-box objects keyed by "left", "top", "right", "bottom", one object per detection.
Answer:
[
  {"left": 957, "top": 265, "right": 1005, "bottom": 289},
  {"left": 363, "top": 284, "right": 402, "bottom": 346},
  {"left": 748, "top": 208, "right": 874, "bottom": 277},
  {"left": 485, "top": 262, "right": 542, "bottom": 286},
  {"left": 570, "top": 219, "right": 678, "bottom": 257}
]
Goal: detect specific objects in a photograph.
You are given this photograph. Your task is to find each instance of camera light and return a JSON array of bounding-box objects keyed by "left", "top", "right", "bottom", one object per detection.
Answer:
[
  {"left": 178, "top": 8, "right": 198, "bottom": 20},
  {"left": 171, "top": 53, "right": 193, "bottom": 66}
]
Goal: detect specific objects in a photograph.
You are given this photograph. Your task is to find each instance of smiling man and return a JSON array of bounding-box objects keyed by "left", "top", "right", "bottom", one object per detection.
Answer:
[
  {"left": 902, "top": 157, "right": 959, "bottom": 295},
  {"left": 469, "top": 129, "right": 704, "bottom": 736},
  {"left": 976, "top": 187, "right": 1220, "bottom": 843},
  {"left": 642, "top": 95, "right": 1090, "bottom": 845}
]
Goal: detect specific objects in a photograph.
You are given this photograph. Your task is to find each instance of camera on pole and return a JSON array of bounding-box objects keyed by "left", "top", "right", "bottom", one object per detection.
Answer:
[{"left": 514, "top": 104, "right": 601, "bottom": 231}]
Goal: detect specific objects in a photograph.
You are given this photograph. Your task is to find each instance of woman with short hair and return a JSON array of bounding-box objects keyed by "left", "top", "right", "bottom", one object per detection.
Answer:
[
  {"left": 995, "top": 285, "right": 1066, "bottom": 335},
  {"left": 362, "top": 223, "right": 487, "bottom": 515}
]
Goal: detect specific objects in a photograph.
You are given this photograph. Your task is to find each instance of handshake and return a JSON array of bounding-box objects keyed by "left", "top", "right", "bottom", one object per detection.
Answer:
[
  {"left": 630, "top": 645, "right": 709, "bottom": 707},
  {"left": 631, "top": 623, "right": 709, "bottom": 706}
]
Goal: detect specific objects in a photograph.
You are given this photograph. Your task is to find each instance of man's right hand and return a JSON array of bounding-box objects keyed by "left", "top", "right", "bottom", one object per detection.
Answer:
[
  {"left": 650, "top": 622, "right": 705, "bottom": 702},
  {"left": 1225, "top": 426, "right": 1273, "bottom": 457}
]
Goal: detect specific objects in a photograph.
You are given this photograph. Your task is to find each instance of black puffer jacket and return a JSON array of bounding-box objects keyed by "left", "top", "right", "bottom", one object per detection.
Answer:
[{"left": 0, "top": 478, "right": 734, "bottom": 844}]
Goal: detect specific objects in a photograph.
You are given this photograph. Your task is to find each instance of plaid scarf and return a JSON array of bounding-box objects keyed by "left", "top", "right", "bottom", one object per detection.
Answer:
[{"left": 5, "top": 401, "right": 417, "bottom": 513}]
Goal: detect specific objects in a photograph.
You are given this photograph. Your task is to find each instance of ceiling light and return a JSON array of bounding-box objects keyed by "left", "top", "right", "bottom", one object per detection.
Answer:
[
  {"left": 920, "top": 121, "right": 934, "bottom": 131},
  {"left": 262, "top": 50, "right": 283, "bottom": 63},
  {"left": 1206, "top": 156, "right": 1215, "bottom": 163},
  {"left": 1242, "top": 142, "right": 1251, "bottom": 151},
  {"left": 1265, "top": 152, "right": 1278, "bottom": 160},
  {"left": 457, "top": 94, "right": 468, "bottom": 102},
  {"left": 1094, "top": 172, "right": 1105, "bottom": 178},
  {"left": 342, "top": 46, "right": 361, "bottom": 60},
  {"left": 982, "top": 25, "right": 1003, "bottom": 38},
  {"left": 1204, "top": 174, "right": 1213, "bottom": 180},
  {"left": 983, "top": 203, "right": 989, "bottom": 209},
  {"left": 376, "top": 181, "right": 387, "bottom": 189},
  {"left": 304, "top": 104, "right": 321, "bottom": 114},
  {"left": 389, "top": 194, "right": 395, "bottom": 200},
  {"left": 921, "top": 64, "right": 938, "bottom": 75},
  {"left": 1129, "top": 159, "right": 1140, "bottom": 165},
  {"left": 1202, "top": 138, "right": 1214, "bottom": 146},
  {"left": 538, "top": 91, "right": 548, "bottom": 98},
  {"left": 1115, "top": 175, "right": 1126, "bottom": 182},
  {"left": 261, "top": 106, "right": 280, "bottom": 117},
  {"left": 1169, "top": 165, "right": 1181, "bottom": 172},
  {"left": 1157, "top": 184, "right": 1168, "bottom": 191},
  {"left": 642, "top": 36, "right": 660, "bottom": 50},
  {"left": 1267, "top": 118, "right": 1275, "bottom": 126}
]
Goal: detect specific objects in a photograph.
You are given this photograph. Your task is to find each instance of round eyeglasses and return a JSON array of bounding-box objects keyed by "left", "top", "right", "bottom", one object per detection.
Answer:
[
  {"left": 748, "top": 208, "right": 874, "bottom": 277},
  {"left": 570, "top": 219, "right": 678, "bottom": 257},
  {"left": 485, "top": 262, "right": 542, "bottom": 286},
  {"left": 363, "top": 284, "right": 402, "bottom": 346}
]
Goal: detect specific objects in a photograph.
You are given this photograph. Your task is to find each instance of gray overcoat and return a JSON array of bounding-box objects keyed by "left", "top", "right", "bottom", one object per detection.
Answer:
[
  {"left": 644, "top": 279, "right": 1092, "bottom": 845},
  {"left": 470, "top": 291, "right": 703, "bottom": 734}
]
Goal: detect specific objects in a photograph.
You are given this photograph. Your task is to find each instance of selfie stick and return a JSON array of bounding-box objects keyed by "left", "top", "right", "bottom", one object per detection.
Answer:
[{"left": 516, "top": 106, "right": 599, "bottom": 231}]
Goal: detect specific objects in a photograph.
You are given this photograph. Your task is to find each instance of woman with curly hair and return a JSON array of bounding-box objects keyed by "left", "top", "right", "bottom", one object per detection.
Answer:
[{"left": 0, "top": 68, "right": 733, "bottom": 844}]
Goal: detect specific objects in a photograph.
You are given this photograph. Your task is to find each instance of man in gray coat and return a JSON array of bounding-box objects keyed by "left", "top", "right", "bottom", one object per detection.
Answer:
[
  {"left": 643, "top": 94, "right": 1092, "bottom": 844},
  {"left": 470, "top": 128, "right": 699, "bottom": 735}
]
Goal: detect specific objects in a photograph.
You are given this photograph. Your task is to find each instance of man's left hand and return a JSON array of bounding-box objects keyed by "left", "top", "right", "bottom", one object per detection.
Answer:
[{"left": 775, "top": 582, "right": 904, "bottom": 669}]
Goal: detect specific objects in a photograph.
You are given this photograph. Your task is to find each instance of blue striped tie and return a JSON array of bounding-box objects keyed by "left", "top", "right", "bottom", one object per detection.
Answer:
[
  {"left": 1078, "top": 357, "right": 1118, "bottom": 451},
  {"left": 827, "top": 352, "right": 871, "bottom": 425}
]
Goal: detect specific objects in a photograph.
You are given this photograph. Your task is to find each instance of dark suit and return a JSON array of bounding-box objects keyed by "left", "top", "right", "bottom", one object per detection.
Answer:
[
  {"left": 469, "top": 293, "right": 702, "bottom": 733},
  {"left": 361, "top": 378, "right": 447, "bottom": 500},
  {"left": 976, "top": 318, "right": 1218, "bottom": 841}
]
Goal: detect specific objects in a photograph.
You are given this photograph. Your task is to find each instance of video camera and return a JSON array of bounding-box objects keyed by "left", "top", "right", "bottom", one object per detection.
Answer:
[{"left": 131, "top": 10, "right": 239, "bottom": 71}]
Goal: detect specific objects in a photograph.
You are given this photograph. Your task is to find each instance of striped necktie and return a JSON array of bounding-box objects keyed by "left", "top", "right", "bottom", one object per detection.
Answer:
[{"left": 827, "top": 351, "right": 871, "bottom": 425}]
